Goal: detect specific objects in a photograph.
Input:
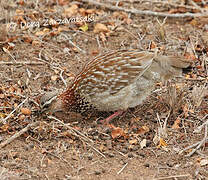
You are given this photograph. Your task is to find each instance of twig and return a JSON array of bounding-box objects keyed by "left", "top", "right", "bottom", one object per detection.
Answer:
[
  {"left": 45, "top": 151, "right": 73, "bottom": 168},
  {"left": 190, "top": 0, "right": 205, "bottom": 13},
  {"left": 86, "top": 142, "right": 106, "bottom": 158},
  {"left": 81, "top": 0, "right": 208, "bottom": 18},
  {"left": 179, "top": 120, "right": 208, "bottom": 157},
  {"left": 156, "top": 174, "right": 191, "bottom": 180},
  {"left": 117, "top": 162, "right": 128, "bottom": 175},
  {"left": 47, "top": 115, "right": 106, "bottom": 158},
  {"left": 0, "top": 61, "right": 45, "bottom": 65},
  {"left": 185, "top": 123, "right": 207, "bottom": 157},
  {"left": 96, "top": 34, "right": 101, "bottom": 48},
  {"left": 60, "top": 69, "right": 67, "bottom": 87},
  {"left": 1, "top": 97, "right": 28, "bottom": 124},
  {"left": 156, "top": 111, "right": 170, "bottom": 138},
  {"left": 60, "top": 34, "right": 86, "bottom": 54},
  {"left": 194, "top": 118, "right": 208, "bottom": 133},
  {"left": 0, "top": 121, "right": 39, "bottom": 148},
  {"left": 48, "top": 115, "right": 93, "bottom": 143},
  {"left": 184, "top": 77, "right": 207, "bottom": 81},
  {"left": 106, "top": 0, "right": 207, "bottom": 11},
  {"left": 2, "top": 47, "right": 16, "bottom": 61}
]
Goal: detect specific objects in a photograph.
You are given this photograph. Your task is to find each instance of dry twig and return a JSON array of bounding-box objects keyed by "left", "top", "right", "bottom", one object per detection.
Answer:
[
  {"left": 156, "top": 174, "right": 191, "bottom": 180},
  {"left": 117, "top": 162, "right": 128, "bottom": 175},
  {"left": 47, "top": 116, "right": 106, "bottom": 158},
  {"left": 1, "top": 97, "right": 28, "bottom": 124},
  {"left": 81, "top": 0, "right": 208, "bottom": 18},
  {"left": 107, "top": 0, "right": 207, "bottom": 11},
  {"left": 0, "top": 61, "right": 45, "bottom": 65},
  {"left": 179, "top": 119, "right": 208, "bottom": 157},
  {"left": 48, "top": 115, "right": 92, "bottom": 143},
  {"left": 0, "top": 121, "right": 39, "bottom": 148}
]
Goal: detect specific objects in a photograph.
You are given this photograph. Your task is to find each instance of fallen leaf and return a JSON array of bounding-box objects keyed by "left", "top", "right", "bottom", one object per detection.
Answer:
[
  {"left": 129, "top": 139, "right": 137, "bottom": 145},
  {"left": 172, "top": 118, "right": 181, "bottom": 129},
  {"left": 111, "top": 127, "right": 126, "bottom": 139},
  {"left": 18, "top": 114, "right": 25, "bottom": 121},
  {"left": 0, "top": 124, "right": 10, "bottom": 132},
  {"left": 64, "top": 4, "right": 78, "bottom": 17},
  {"left": 99, "top": 32, "right": 107, "bottom": 42},
  {"left": 93, "top": 23, "right": 109, "bottom": 34},
  {"left": 157, "top": 138, "right": 167, "bottom": 148},
  {"left": 150, "top": 41, "right": 157, "bottom": 49},
  {"left": 35, "top": 31, "right": 45, "bottom": 36},
  {"left": 51, "top": 75, "right": 58, "bottom": 81},
  {"left": 137, "top": 125, "right": 150, "bottom": 135},
  {"left": 99, "top": 144, "right": 105, "bottom": 152},
  {"left": 79, "top": 23, "right": 88, "bottom": 32},
  {"left": 21, "top": 108, "right": 31, "bottom": 115},
  {"left": 32, "top": 40, "right": 41, "bottom": 46},
  {"left": 0, "top": 94, "right": 5, "bottom": 98}
]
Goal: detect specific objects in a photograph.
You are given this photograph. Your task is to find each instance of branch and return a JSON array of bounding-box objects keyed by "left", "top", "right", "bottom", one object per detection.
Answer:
[
  {"left": 0, "top": 122, "right": 39, "bottom": 148},
  {"left": 0, "top": 61, "right": 45, "bottom": 65},
  {"left": 81, "top": 0, "right": 208, "bottom": 18}
]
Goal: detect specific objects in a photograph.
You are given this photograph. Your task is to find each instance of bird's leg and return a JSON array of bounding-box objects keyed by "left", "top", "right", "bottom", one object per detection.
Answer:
[{"left": 99, "top": 110, "right": 124, "bottom": 124}]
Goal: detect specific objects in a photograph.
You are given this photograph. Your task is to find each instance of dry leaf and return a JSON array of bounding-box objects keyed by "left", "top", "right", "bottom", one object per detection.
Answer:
[
  {"left": 111, "top": 127, "right": 126, "bottom": 139},
  {"left": 182, "top": 104, "right": 189, "bottom": 118},
  {"left": 23, "top": 36, "right": 33, "bottom": 43},
  {"left": 18, "top": 114, "right": 26, "bottom": 121},
  {"left": 100, "top": 32, "right": 107, "bottom": 42},
  {"left": 93, "top": 23, "right": 110, "bottom": 34},
  {"left": 86, "top": 9, "right": 96, "bottom": 14},
  {"left": 58, "top": 0, "right": 69, "bottom": 6},
  {"left": 99, "top": 144, "right": 105, "bottom": 152},
  {"left": 32, "top": 40, "right": 41, "bottom": 46},
  {"left": 157, "top": 138, "right": 167, "bottom": 148},
  {"left": 35, "top": 31, "right": 45, "bottom": 36},
  {"left": 172, "top": 118, "right": 181, "bottom": 129},
  {"left": 0, "top": 94, "right": 5, "bottom": 99},
  {"left": 21, "top": 108, "right": 31, "bottom": 115},
  {"left": 91, "top": 50, "right": 99, "bottom": 56},
  {"left": 79, "top": 23, "right": 88, "bottom": 32},
  {"left": 113, "top": 11, "right": 128, "bottom": 20},
  {"left": 129, "top": 139, "right": 137, "bottom": 145},
  {"left": 64, "top": 4, "right": 78, "bottom": 17},
  {"left": 150, "top": 41, "right": 157, "bottom": 49},
  {"left": 16, "top": 9, "right": 24, "bottom": 15},
  {"left": 0, "top": 124, "right": 10, "bottom": 132},
  {"left": 153, "top": 134, "right": 160, "bottom": 145},
  {"left": 51, "top": 75, "right": 58, "bottom": 81},
  {"left": 137, "top": 125, "right": 150, "bottom": 135}
]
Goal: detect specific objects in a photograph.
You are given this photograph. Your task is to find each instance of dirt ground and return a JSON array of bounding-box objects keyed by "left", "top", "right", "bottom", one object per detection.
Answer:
[{"left": 0, "top": 0, "right": 207, "bottom": 180}]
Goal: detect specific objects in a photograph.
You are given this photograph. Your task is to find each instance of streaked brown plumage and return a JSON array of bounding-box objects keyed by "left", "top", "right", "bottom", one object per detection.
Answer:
[{"left": 41, "top": 50, "right": 191, "bottom": 115}]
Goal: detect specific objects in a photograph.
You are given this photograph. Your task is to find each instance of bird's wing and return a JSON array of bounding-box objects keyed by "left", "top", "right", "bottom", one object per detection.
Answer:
[{"left": 75, "top": 50, "right": 155, "bottom": 95}]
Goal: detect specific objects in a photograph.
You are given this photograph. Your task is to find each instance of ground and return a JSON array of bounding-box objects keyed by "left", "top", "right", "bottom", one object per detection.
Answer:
[{"left": 0, "top": 0, "right": 207, "bottom": 180}]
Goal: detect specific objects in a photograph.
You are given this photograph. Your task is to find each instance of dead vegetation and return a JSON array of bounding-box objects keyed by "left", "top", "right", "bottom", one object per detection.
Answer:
[{"left": 0, "top": 0, "right": 207, "bottom": 179}]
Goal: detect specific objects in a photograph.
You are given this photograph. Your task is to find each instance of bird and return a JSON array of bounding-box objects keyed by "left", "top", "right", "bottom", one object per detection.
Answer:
[{"left": 40, "top": 49, "right": 192, "bottom": 123}]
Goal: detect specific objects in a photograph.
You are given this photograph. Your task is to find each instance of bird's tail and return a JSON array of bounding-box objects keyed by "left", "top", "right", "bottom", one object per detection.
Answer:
[{"left": 154, "top": 55, "right": 192, "bottom": 80}]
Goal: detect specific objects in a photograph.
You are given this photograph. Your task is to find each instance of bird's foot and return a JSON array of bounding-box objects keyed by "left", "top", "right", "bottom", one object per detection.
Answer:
[{"left": 98, "top": 110, "right": 124, "bottom": 125}]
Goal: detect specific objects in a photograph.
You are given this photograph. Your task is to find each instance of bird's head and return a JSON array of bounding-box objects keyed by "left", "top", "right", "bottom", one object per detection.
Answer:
[{"left": 40, "top": 91, "right": 63, "bottom": 114}]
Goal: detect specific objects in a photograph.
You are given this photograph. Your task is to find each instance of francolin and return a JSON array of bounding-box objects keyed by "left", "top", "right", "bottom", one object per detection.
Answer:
[{"left": 41, "top": 50, "right": 191, "bottom": 122}]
